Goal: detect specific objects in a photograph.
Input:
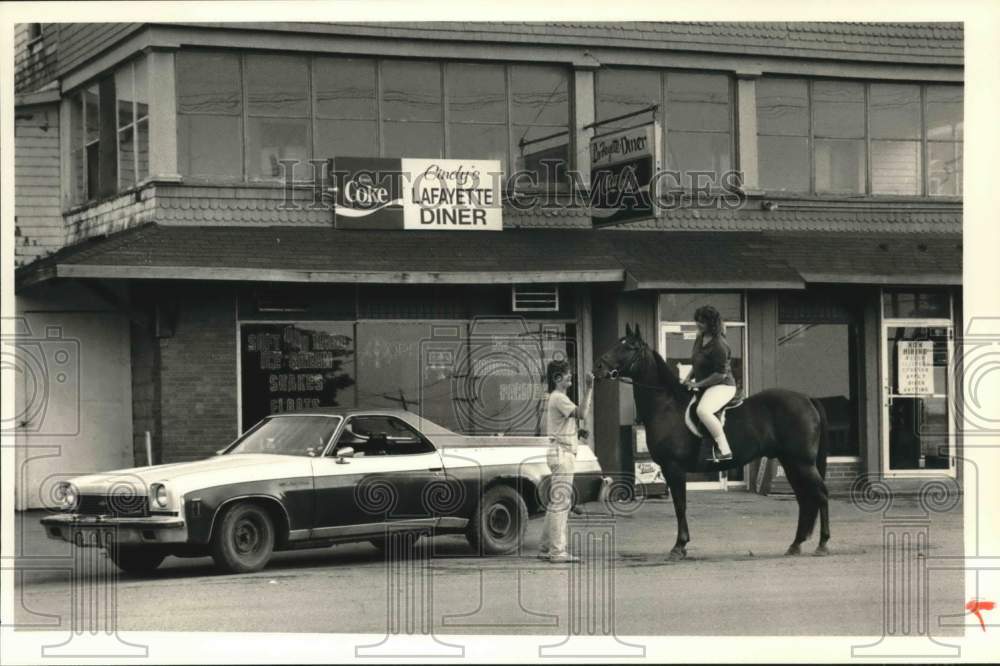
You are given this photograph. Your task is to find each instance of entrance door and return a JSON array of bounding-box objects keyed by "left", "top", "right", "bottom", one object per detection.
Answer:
[
  {"left": 659, "top": 322, "right": 746, "bottom": 488},
  {"left": 881, "top": 321, "right": 955, "bottom": 476}
]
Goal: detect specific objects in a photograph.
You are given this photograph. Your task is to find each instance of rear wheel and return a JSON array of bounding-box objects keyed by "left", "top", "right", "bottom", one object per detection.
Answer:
[
  {"left": 108, "top": 546, "right": 167, "bottom": 575},
  {"left": 210, "top": 502, "right": 275, "bottom": 574},
  {"left": 466, "top": 485, "right": 528, "bottom": 555}
]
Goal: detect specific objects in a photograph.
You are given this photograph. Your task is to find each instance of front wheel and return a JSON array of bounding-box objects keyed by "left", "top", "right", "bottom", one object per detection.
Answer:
[
  {"left": 466, "top": 485, "right": 528, "bottom": 555},
  {"left": 108, "top": 546, "right": 167, "bottom": 575},
  {"left": 210, "top": 502, "right": 275, "bottom": 574}
]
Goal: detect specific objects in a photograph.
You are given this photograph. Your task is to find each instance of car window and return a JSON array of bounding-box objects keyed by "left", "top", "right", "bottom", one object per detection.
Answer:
[
  {"left": 333, "top": 416, "right": 435, "bottom": 457},
  {"left": 228, "top": 416, "right": 340, "bottom": 457}
]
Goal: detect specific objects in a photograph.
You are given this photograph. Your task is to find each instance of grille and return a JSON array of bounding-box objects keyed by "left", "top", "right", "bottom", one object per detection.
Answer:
[{"left": 76, "top": 494, "right": 149, "bottom": 517}]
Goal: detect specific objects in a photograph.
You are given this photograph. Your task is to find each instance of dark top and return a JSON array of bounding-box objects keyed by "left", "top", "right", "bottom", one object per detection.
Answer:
[{"left": 691, "top": 334, "right": 737, "bottom": 386}]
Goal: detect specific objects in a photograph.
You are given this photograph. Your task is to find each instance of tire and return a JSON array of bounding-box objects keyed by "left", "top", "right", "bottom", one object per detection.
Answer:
[
  {"left": 210, "top": 502, "right": 275, "bottom": 574},
  {"left": 466, "top": 484, "right": 528, "bottom": 556},
  {"left": 108, "top": 546, "right": 167, "bottom": 575}
]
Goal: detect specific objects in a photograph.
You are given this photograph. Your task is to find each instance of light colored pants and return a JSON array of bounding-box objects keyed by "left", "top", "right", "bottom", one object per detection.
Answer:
[
  {"left": 540, "top": 446, "right": 576, "bottom": 556},
  {"left": 696, "top": 384, "right": 737, "bottom": 440}
]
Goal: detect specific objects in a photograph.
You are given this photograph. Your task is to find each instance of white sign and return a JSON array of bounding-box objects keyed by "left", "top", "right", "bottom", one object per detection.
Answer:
[
  {"left": 897, "top": 340, "right": 935, "bottom": 395},
  {"left": 403, "top": 158, "right": 502, "bottom": 231}
]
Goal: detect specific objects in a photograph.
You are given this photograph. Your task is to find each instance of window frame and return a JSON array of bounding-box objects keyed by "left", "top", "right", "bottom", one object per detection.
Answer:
[{"left": 756, "top": 76, "right": 963, "bottom": 199}]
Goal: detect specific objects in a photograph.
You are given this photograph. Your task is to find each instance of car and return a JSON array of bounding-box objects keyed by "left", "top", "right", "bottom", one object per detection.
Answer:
[{"left": 41, "top": 409, "right": 608, "bottom": 574}]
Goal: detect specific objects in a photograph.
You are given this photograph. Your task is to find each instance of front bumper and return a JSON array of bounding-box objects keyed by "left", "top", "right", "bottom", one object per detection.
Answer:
[{"left": 40, "top": 514, "right": 188, "bottom": 547}]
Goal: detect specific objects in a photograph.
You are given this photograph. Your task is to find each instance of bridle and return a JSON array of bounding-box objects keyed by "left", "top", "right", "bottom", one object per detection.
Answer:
[{"left": 604, "top": 339, "right": 671, "bottom": 391}]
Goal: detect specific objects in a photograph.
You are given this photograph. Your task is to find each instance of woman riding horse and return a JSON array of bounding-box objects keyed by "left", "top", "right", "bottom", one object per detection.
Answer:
[
  {"left": 681, "top": 305, "right": 737, "bottom": 462},
  {"left": 596, "top": 324, "right": 831, "bottom": 559}
]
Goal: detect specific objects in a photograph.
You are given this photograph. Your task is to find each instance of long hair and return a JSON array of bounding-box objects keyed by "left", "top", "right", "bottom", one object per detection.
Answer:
[{"left": 693, "top": 305, "right": 726, "bottom": 337}]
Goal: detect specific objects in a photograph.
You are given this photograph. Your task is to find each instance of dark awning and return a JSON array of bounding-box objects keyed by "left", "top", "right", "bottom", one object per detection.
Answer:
[{"left": 15, "top": 223, "right": 961, "bottom": 291}]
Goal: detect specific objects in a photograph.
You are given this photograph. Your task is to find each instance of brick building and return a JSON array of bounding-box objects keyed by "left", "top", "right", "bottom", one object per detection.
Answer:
[{"left": 13, "top": 22, "right": 963, "bottom": 508}]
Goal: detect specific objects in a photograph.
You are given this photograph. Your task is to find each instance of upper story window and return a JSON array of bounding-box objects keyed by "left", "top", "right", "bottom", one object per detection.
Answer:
[
  {"left": 756, "top": 77, "right": 963, "bottom": 197},
  {"left": 175, "top": 51, "right": 571, "bottom": 188},
  {"left": 596, "top": 68, "right": 733, "bottom": 188},
  {"left": 68, "top": 57, "right": 148, "bottom": 205}
]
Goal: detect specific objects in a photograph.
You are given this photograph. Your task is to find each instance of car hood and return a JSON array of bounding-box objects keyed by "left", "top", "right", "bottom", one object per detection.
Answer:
[{"left": 67, "top": 454, "right": 313, "bottom": 495}]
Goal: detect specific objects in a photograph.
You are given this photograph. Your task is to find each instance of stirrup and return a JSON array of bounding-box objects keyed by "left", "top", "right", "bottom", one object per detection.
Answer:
[{"left": 705, "top": 445, "right": 734, "bottom": 463}]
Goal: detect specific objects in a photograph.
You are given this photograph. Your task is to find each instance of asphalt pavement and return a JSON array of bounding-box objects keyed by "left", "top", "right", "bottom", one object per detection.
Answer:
[{"left": 12, "top": 490, "right": 965, "bottom": 637}]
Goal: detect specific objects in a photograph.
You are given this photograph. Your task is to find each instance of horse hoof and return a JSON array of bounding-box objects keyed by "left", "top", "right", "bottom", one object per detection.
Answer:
[
  {"left": 668, "top": 549, "right": 687, "bottom": 562},
  {"left": 785, "top": 545, "right": 802, "bottom": 556},
  {"left": 814, "top": 544, "right": 830, "bottom": 557}
]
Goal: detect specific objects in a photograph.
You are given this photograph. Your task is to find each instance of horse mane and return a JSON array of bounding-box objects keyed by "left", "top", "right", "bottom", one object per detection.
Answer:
[{"left": 647, "top": 346, "right": 689, "bottom": 403}]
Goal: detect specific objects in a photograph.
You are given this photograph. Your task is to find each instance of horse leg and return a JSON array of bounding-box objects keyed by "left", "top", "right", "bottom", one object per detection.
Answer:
[
  {"left": 800, "top": 465, "right": 831, "bottom": 555},
  {"left": 780, "top": 461, "right": 818, "bottom": 556},
  {"left": 663, "top": 460, "right": 689, "bottom": 561}
]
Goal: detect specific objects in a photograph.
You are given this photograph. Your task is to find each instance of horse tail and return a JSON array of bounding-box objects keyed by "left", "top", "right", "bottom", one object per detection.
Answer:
[{"left": 810, "top": 398, "right": 829, "bottom": 479}]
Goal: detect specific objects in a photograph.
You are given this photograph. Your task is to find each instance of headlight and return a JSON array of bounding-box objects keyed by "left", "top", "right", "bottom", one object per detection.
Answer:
[
  {"left": 151, "top": 483, "right": 169, "bottom": 509},
  {"left": 57, "top": 482, "right": 78, "bottom": 511}
]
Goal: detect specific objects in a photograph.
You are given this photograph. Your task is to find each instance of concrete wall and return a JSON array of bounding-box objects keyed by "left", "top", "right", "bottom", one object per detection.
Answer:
[{"left": 14, "top": 282, "right": 134, "bottom": 509}]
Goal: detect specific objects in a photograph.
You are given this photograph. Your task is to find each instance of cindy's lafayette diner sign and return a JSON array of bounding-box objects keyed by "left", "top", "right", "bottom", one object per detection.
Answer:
[{"left": 331, "top": 157, "right": 502, "bottom": 231}]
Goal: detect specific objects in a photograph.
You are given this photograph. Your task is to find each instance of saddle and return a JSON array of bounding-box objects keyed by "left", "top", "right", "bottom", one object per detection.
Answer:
[{"left": 683, "top": 390, "right": 744, "bottom": 439}]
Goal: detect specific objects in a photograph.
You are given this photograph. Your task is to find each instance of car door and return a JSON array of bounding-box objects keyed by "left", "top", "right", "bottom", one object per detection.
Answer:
[{"left": 310, "top": 415, "right": 444, "bottom": 538}]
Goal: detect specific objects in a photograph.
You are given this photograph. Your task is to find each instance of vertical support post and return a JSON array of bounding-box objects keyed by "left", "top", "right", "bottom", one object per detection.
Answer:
[
  {"left": 145, "top": 48, "right": 181, "bottom": 183},
  {"left": 144, "top": 431, "right": 152, "bottom": 466},
  {"left": 573, "top": 66, "right": 597, "bottom": 186},
  {"left": 735, "top": 71, "right": 760, "bottom": 193}
]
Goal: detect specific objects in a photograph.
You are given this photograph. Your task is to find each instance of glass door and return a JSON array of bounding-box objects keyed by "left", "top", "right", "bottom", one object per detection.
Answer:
[{"left": 881, "top": 321, "right": 955, "bottom": 475}]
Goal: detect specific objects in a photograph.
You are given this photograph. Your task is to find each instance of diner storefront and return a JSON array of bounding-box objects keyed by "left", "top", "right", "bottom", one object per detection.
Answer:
[{"left": 13, "top": 21, "right": 963, "bottom": 508}]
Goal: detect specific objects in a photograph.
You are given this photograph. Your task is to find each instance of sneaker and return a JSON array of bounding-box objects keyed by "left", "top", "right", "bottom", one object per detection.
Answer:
[{"left": 548, "top": 553, "right": 582, "bottom": 563}]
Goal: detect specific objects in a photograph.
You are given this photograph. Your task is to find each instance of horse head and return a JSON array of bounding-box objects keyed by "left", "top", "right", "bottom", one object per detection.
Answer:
[{"left": 595, "top": 323, "right": 648, "bottom": 381}]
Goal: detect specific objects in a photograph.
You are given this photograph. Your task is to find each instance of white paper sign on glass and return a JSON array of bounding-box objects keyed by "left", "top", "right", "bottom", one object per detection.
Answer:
[{"left": 897, "top": 340, "right": 935, "bottom": 395}]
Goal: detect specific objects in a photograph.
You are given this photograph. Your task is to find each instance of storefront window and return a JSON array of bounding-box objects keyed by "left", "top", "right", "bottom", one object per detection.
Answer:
[
  {"left": 239, "top": 323, "right": 356, "bottom": 432},
  {"left": 246, "top": 55, "right": 311, "bottom": 181},
  {"left": 176, "top": 51, "right": 243, "bottom": 180},
  {"left": 926, "top": 85, "right": 963, "bottom": 196},
  {"left": 757, "top": 78, "right": 810, "bottom": 193},
  {"left": 882, "top": 290, "right": 951, "bottom": 319},
  {"left": 775, "top": 291, "right": 861, "bottom": 457}
]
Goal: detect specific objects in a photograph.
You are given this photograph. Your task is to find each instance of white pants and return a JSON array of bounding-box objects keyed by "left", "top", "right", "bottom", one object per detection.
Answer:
[
  {"left": 696, "top": 384, "right": 737, "bottom": 439},
  {"left": 540, "top": 446, "right": 575, "bottom": 556}
]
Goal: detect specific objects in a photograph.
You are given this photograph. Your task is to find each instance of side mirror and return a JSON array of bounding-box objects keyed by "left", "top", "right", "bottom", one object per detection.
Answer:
[{"left": 335, "top": 447, "right": 355, "bottom": 464}]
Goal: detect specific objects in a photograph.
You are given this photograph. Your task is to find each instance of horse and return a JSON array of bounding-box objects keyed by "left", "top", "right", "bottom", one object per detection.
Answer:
[{"left": 595, "top": 323, "right": 831, "bottom": 560}]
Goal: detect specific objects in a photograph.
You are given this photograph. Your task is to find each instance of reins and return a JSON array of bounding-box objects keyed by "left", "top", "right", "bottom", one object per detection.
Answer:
[{"left": 604, "top": 344, "right": 689, "bottom": 393}]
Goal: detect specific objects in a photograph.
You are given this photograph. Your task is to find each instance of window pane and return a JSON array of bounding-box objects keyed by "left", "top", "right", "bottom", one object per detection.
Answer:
[
  {"left": 659, "top": 292, "right": 744, "bottom": 322},
  {"left": 667, "top": 73, "right": 730, "bottom": 132},
  {"left": 447, "top": 63, "right": 506, "bottom": 123},
  {"left": 449, "top": 123, "right": 508, "bottom": 173},
  {"left": 133, "top": 57, "right": 148, "bottom": 120},
  {"left": 85, "top": 86, "right": 100, "bottom": 143},
  {"left": 928, "top": 141, "right": 962, "bottom": 196},
  {"left": 382, "top": 61, "right": 442, "bottom": 122},
  {"left": 667, "top": 131, "right": 731, "bottom": 185},
  {"left": 758, "top": 135, "right": 809, "bottom": 192},
  {"left": 176, "top": 52, "right": 242, "bottom": 115},
  {"left": 115, "top": 65, "right": 133, "bottom": 129},
  {"left": 596, "top": 68, "right": 660, "bottom": 129},
  {"left": 177, "top": 114, "right": 243, "bottom": 178},
  {"left": 246, "top": 54, "right": 309, "bottom": 117},
  {"left": 756, "top": 78, "right": 808, "bottom": 136},
  {"left": 776, "top": 323, "right": 858, "bottom": 456},
  {"left": 814, "top": 139, "right": 865, "bottom": 194},
  {"left": 136, "top": 118, "right": 149, "bottom": 181},
  {"left": 316, "top": 118, "right": 377, "bottom": 160},
  {"left": 510, "top": 65, "right": 569, "bottom": 126},
  {"left": 247, "top": 117, "right": 311, "bottom": 180},
  {"left": 239, "top": 323, "right": 356, "bottom": 432},
  {"left": 871, "top": 140, "right": 920, "bottom": 195},
  {"left": 926, "top": 85, "right": 963, "bottom": 141},
  {"left": 314, "top": 57, "right": 376, "bottom": 119},
  {"left": 382, "top": 121, "right": 443, "bottom": 158},
  {"left": 870, "top": 84, "right": 921, "bottom": 139},
  {"left": 812, "top": 80, "right": 864, "bottom": 138},
  {"left": 882, "top": 291, "right": 951, "bottom": 318},
  {"left": 118, "top": 127, "right": 135, "bottom": 189}
]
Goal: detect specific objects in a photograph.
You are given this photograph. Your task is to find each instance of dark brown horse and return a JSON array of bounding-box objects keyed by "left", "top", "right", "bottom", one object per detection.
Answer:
[{"left": 596, "top": 324, "right": 830, "bottom": 560}]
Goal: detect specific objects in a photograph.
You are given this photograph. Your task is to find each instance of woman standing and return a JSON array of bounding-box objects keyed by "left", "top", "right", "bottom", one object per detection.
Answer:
[{"left": 681, "top": 305, "right": 737, "bottom": 462}]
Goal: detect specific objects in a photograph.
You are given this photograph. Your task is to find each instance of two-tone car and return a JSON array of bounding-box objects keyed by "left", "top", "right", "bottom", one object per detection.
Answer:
[{"left": 41, "top": 409, "right": 607, "bottom": 574}]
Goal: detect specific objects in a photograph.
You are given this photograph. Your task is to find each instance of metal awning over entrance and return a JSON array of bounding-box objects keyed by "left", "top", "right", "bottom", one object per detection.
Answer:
[{"left": 15, "top": 223, "right": 961, "bottom": 290}]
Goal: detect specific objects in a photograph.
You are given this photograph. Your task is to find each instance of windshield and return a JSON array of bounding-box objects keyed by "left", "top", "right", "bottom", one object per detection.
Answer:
[{"left": 227, "top": 415, "right": 342, "bottom": 457}]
